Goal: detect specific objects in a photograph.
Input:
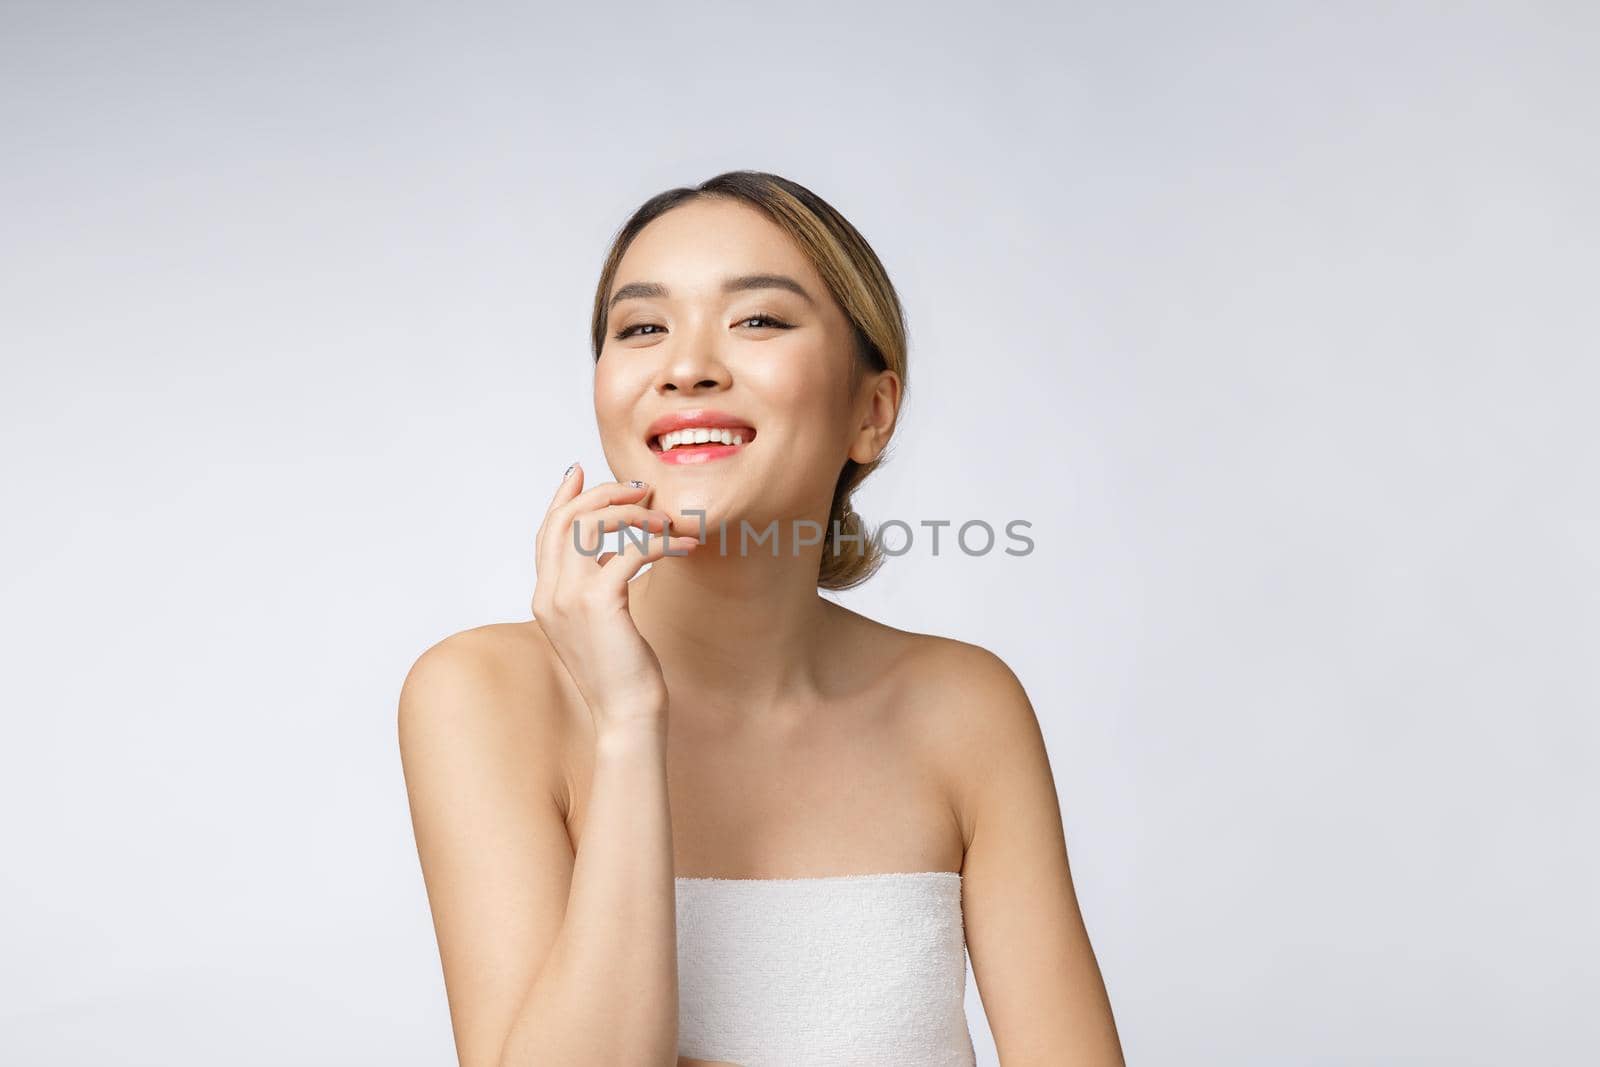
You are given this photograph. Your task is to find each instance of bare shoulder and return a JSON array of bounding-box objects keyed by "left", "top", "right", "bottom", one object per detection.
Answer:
[
  {"left": 824, "top": 601, "right": 1032, "bottom": 717},
  {"left": 397, "top": 621, "right": 577, "bottom": 800},
  {"left": 396, "top": 622, "right": 591, "bottom": 1066},
  {"left": 893, "top": 629, "right": 1040, "bottom": 770},
  {"left": 821, "top": 604, "right": 1044, "bottom": 850},
  {"left": 900, "top": 631, "right": 1031, "bottom": 710},
  {"left": 402, "top": 617, "right": 565, "bottom": 683},
  {"left": 399, "top": 621, "right": 565, "bottom": 721}
]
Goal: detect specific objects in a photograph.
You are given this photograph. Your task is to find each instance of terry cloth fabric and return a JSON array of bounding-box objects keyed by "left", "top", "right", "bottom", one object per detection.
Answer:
[{"left": 674, "top": 870, "right": 977, "bottom": 1066}]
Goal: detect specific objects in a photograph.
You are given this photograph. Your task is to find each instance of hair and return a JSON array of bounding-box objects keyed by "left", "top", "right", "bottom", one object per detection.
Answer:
[{"left": 589, "top": 170, "right": 909, "bottom": 591}]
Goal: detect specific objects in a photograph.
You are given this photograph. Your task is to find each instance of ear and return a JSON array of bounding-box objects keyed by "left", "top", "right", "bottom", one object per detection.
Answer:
[{"left": 848, "top": 369, "right": 902, "bottom": 465}]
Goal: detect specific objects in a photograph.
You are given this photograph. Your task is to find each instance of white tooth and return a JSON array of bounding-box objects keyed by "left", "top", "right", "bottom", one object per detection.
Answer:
[
  {"left": 693, "top": 428, "right": 710, "bottom": 444},
  {"left": 719, "top": 429, "right": 732, "bottom": 444},
  {"left": 733, "top": 434, "right": 743, "bottom": 446},
  {"left": 667, "top": 431, "right": 681, "bottom": 449}
]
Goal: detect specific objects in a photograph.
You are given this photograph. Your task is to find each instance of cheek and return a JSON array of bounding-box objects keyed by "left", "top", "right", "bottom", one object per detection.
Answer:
[
  {"left": 748, "top": 356, "right": 845, "bottom": 430},
  {"left": 745, "top": 359, "right": 858, "bottom": 484},
  {"left": 592, "top": 361, "right": 640, "bottom": 444}
]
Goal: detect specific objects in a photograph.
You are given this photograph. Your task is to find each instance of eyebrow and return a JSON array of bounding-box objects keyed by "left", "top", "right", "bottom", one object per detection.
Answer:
[{"left": 608, "top": 273, "right": 817, "bottom": 310}]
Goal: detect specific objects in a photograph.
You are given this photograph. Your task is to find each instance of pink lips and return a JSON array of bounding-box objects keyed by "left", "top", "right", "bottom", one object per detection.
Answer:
[
  {"left": 645, "top": 408, "right": 757, "bottom": 466},
  {"left": 657, "top": 441, "right": 742, "bottom": 466}
]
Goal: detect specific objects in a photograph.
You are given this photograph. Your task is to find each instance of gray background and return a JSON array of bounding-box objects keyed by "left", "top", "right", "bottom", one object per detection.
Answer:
[{"left": 3, "top": 1, "right": 1595, "bottom": 1064}]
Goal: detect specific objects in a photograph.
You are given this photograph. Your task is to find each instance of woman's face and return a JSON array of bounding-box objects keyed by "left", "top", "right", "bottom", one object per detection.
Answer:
[{"left": 594, "top": 198, "right": 874, "bottom": 541}]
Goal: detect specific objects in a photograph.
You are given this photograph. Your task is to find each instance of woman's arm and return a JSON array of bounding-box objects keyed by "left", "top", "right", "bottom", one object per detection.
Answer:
[
  {"left": 400, "top": 632, "right": 681, "bottom": 1066},
  {"left": 401, "top": 467, "right": 698, "bottom": 1067},
  {"left": 936, "top": 643, "right": 1126, "bottom": 1066}
]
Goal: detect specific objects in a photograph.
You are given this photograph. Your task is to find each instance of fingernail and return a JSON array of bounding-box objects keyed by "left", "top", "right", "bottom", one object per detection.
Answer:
[
  {"left": 563, "top": 462, "right": 577, "bottom": 479},
  {"left": 627, "top": 479, "right": 647, "bottom": 489}
]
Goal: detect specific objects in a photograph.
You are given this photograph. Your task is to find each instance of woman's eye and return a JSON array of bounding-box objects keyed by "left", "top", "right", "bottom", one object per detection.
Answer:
[
  {"left": 614, "top": 323, "right": 663, "bottom": 339},
  {"left": 614, "top": 315, "right": 791, "bottom": 341}
]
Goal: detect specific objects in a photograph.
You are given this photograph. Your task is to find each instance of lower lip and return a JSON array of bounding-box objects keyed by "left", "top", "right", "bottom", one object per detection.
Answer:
[{"left": 655, "top": 443, "right": 744, "bottom": 465}]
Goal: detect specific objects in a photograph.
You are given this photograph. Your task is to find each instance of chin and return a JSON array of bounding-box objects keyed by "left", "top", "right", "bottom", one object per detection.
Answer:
[{"left": 655, "top": 487, "right": 733, "bottom": 539}]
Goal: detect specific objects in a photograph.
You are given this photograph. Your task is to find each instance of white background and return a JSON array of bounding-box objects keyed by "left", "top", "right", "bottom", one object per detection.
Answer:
[{"left": 3, "top": 2, "right": 1595, "bottom": 1064}]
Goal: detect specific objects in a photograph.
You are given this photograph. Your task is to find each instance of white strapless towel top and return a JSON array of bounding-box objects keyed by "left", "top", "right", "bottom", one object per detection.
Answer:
[{"left": 674, "top": 870, "right": 977, "bottom": 1067}]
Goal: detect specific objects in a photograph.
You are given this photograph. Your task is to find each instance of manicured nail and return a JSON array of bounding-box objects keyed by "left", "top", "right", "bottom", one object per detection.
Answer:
[
  {"left": 563, "top": 462, "right": 577, "bottom": 479},
  {"left": 627, "top": 479, "right": 647, "bottom": 489}
]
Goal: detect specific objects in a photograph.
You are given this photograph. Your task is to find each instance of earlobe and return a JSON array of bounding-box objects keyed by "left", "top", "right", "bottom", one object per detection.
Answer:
[{"left": 849, "top": 425, "right": 889, "bottom": 465}]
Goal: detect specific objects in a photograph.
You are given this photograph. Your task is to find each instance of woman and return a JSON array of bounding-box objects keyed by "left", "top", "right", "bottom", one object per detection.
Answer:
[{"left": 399, "top": 171, "right": 1124, "bottom": 1066}]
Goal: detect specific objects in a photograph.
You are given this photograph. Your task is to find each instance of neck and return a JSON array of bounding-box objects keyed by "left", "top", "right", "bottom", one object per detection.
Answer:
[{"left": 628, "top": 535, "right": 833, "bottom": 712}]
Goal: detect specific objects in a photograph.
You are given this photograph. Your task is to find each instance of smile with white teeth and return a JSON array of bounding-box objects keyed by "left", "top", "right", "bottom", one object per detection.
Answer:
[{"left": 657, "top": 427, "right": 745, "bottom": 451}]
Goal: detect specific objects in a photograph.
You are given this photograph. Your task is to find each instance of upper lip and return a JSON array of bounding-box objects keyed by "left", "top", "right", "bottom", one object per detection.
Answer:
[{"left": 645, "top": 408, "right": 757, "bottom": 449}]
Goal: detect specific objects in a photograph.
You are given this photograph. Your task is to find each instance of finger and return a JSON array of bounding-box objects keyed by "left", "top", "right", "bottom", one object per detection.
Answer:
[
  {"left": 552, "top": 461, "right": 585, "bottom": 508},
  {"left": 600, "top": 533, "right": 700, "bottom": 585},
  {"left": 536, "top": 462, "right": 586, "bottom": 573},
  {"left": 543, "top": 478, "right": 655, "bottom": 587},
  {"left": 552, "top": 478, "right": 655, "bottom": 530},
  {"left": 570, "top": 520, "right": 674, "bottom": 565},
  {"left": 566, "top": 505, "right": 677, "bottom": 555},
  {"left": 543, "top": 462, "right": 586, "bottom": 528}
]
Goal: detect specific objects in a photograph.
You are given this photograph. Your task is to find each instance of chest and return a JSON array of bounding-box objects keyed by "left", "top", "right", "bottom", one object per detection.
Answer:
[{"left": 562, "top": 702, "right": 964, "bottom": 879}]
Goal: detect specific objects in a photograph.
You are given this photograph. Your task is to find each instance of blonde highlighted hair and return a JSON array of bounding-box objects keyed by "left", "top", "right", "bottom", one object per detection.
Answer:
[{"left": 589, "top": 170, "right": 908, "bottom": 591}]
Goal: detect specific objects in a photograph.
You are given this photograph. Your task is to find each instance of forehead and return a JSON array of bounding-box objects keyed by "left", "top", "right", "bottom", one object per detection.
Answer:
[{"left": 613, "top": 198, "right": 822, "bottom": 297}]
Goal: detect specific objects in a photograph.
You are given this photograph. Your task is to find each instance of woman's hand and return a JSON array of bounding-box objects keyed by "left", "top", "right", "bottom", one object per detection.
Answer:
[{"left": 531, "top": 463, "right": 697, "bottom": 734}]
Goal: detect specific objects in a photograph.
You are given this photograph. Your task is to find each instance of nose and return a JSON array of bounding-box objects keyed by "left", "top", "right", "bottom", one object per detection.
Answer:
[{"left": 655, "top": 320, "right": 731, "bottom": 395}]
